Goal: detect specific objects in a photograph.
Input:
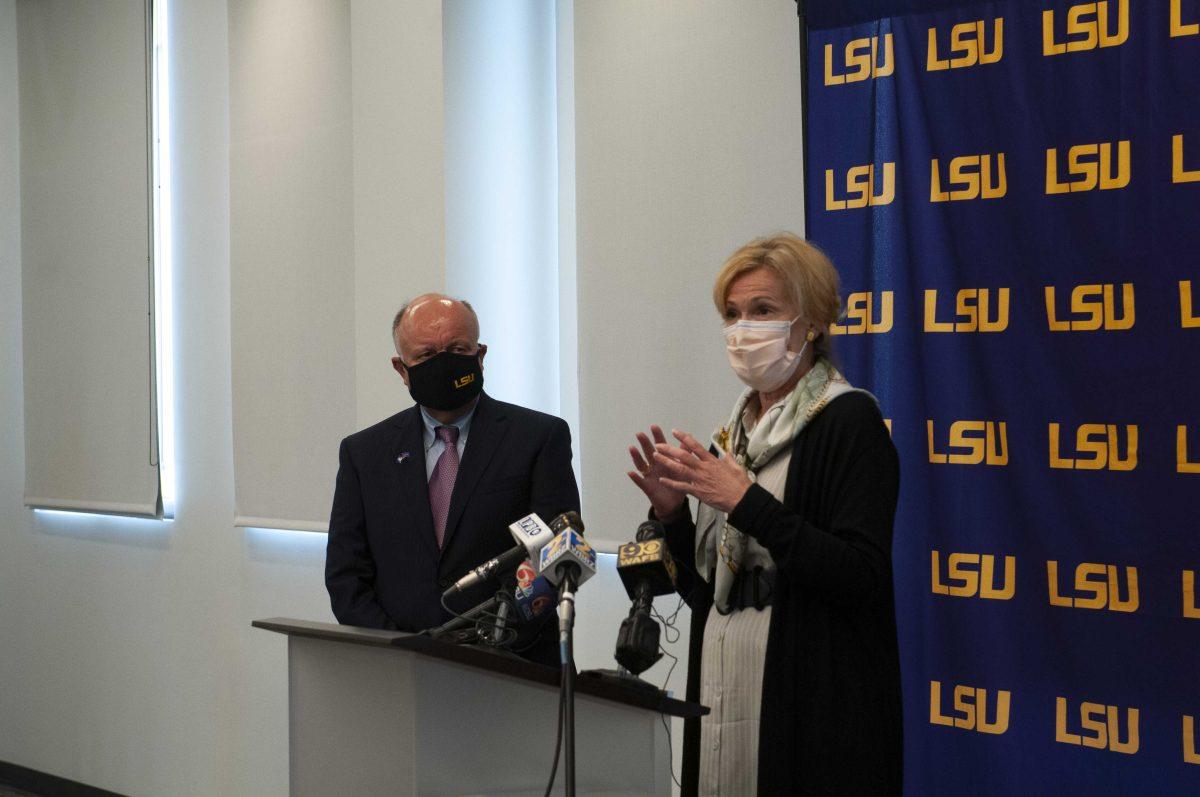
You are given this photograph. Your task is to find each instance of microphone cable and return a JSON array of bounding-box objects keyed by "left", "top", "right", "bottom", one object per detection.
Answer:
[
  {"left": 543, "top": 647, "right": 567, "bottom": 797},
  {"left": 437, "top": 589, "right": 520, "bottom": 648},
  {"left": 654, "top": 595, "right": 685, "bottom": 789}
]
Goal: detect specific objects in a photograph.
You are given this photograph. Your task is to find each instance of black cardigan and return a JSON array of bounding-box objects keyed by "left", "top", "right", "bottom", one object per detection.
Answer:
[{"left": 661, "top": 391, "right": 903, "bottom": 795}]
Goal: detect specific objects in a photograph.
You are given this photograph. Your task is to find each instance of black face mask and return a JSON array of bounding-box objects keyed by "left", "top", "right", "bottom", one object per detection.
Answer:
[{"left": 403, "top": 350, "right": 484, "bottom": 411}]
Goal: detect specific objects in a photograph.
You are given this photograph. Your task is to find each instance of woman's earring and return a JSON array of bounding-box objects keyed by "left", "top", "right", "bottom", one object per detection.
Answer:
[{"left": 806, "top": 329, "right": 816, "bottom": 342}]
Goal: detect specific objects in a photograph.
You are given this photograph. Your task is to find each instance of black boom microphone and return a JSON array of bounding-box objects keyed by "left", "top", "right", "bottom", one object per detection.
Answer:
[{"left": 613, "top": 520, "right": 678, "bottom": 675}]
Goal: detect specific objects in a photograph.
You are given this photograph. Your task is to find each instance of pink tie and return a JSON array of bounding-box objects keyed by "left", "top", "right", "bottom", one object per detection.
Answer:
[{"left": 428, "top": 425, "right": 460, "bottom": 549}]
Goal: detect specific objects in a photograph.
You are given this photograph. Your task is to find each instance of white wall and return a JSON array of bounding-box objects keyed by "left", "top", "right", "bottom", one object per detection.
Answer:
[
  {"left": 0, "top": 1, "right": 805, "bottom": 794},
  {"left": 574, "top": 0, "right": 806, "bottom": 554}
]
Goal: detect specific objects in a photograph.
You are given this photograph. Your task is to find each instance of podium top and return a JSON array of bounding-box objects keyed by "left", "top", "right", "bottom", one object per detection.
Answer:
[{"left": 253, "top": 617, "right": 706, "bottom": 720}]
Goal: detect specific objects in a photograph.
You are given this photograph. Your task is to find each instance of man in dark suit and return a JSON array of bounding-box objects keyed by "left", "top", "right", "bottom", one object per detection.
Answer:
[{"left": 325, "top": 293, "right": 580, "bottom": 661}]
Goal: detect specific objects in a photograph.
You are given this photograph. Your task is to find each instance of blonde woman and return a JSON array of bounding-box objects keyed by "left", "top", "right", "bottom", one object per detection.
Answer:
[{"left": 628, "top": 234, "right": 902, "bottom": 795}]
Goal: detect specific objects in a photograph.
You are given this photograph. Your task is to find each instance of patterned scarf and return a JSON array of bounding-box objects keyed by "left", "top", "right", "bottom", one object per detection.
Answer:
[{"left": 696, "top": 357, "right": 864, "bottom": 613}]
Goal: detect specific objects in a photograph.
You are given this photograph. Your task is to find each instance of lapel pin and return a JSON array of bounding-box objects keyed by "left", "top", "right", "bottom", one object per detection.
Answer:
[{"left": 396, "top": 452, "right": 411, "bottom": 464}]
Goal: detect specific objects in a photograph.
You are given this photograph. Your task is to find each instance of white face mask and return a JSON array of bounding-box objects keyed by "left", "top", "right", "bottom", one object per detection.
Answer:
[{"left": 723, "top": 315, "right": 808, "bottom": 392}]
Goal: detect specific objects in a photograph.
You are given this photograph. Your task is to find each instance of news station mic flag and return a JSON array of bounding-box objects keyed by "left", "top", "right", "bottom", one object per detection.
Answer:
[{"left": 803, "top": 1, "right": 1200, "bottom": 793}]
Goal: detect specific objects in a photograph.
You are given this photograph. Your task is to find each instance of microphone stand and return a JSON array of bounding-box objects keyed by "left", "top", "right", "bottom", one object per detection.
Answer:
[{"left": 557, "top": 566, "right": 580, "bottom": 797}]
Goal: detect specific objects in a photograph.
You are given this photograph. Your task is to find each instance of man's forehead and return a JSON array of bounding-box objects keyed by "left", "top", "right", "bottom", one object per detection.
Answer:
[
  {"left": 399, "top": 298, "right": 478, "bottom": 345},
  {"left": 408, "top": 302, "right": 469, "bottom": 327}
]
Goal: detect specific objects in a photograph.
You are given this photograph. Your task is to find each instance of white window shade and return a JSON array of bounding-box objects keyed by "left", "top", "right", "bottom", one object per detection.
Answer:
[
  {"left": 19, "top": 0, "right": 161, "bottom": 517},
  {"left": 229, "top": 0, "right": 446, "bottom": 532},
  {"left": 229, "top": 0, "right": 356, "bottom": 531}
]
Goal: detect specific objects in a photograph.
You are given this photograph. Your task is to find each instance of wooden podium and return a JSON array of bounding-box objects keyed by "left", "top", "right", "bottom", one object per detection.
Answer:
[{"left": 253, "top": 618, "right": 706, "bottom": 796}]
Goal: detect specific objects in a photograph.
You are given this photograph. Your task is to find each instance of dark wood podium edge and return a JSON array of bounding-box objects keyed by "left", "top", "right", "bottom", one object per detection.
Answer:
[{"left": 253, "top": 617, "right": 706, "bottom": 719}]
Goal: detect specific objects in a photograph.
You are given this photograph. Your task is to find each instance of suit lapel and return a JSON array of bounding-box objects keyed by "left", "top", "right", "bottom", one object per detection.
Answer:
[
  {"left": 391, "top": 408, "right": 440, "bottom": 560},
  {"left": 441, "top": 393, "right": 508, "bottom": 552}
]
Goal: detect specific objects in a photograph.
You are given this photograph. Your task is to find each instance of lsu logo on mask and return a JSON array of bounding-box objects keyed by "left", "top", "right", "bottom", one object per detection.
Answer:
[
  {"left": 930, "top": 154, "right": 1006, "bottom": 202},
  {"left": 927, "top": 18, "right": 1003, "bottom": 70},
  {"left": 931, "top": 551, "right": 1015, "bottom": 599},
  {"left": 1043, "top": 0, "right": 1128, "bottom": 55},
  {"left": 826, "top": 163, "right": 896, "bottom": 210},
  {"left": 824, "top": 34, "right": 894, "bottom": 85},
  {"left": 453, "top": 373, "right": 476, "bottom": 389},
  {"left": 929, "top": 681, "right": 1011, "bottom": 734},
  {"left": 1184, "top": 570, "right": 1200, "bottom": 618},
  {"left": 1176, "top": 135, "right": 1200, "bottom": 183},
  {"left": 927, "top": 421, "right": 1008, "bottom": 466},
  {"left": 1048, "top": 561, "right": 1139, "bottom": 612},
  {"left": 1049, "top": 423, "right": 1137, "bottom": 471},
  {"left": 1046, "top": 141, "right": 1130, "bottom": 194},
  {"left": 1172, "top": 0, "right": 1200, "bottom": 37},
  {"left": 1056, "top": 697, "right": 1139, "bottom": 754},
  {"left": 1045, "top": 283, "right": 1134, "bottom": 331},
  {"left": 1182, "top": 282, "right": 1200, "bottom": 328},
  {"left": 924, "top": 288, "right": 1009, "bottom": 332},
  {"left": 829, "top": 291, "right": 893, "bottom": 334},
  {"left": 1179, "top": 426, "right": 1200, "bottom": 474}
]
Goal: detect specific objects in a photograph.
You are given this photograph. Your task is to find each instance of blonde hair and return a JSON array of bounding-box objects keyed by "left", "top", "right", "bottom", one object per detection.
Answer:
[{"left": 712, "top": 233, "right": 842, "bottom": 357}]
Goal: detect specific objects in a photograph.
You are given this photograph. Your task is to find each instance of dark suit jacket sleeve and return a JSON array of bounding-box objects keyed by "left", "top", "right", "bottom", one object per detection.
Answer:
[
  {"left": 325, "top": 438, "right": 398, "bottom": 629},
  {"left": 527, "top": 418, "right": 581, "bottom": 521},
  {"left": 727, "top": 410, "right": 899, "bottom": 610}
]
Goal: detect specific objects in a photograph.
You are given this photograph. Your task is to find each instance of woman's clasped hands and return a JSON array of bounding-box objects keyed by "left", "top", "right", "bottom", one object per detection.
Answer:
[{"left": 627, "top": 425, "right": 753, "bottom": 517}]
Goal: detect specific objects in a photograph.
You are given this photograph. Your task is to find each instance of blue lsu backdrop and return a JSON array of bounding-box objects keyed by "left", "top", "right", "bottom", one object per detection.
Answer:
[{"left": 803, "top": 0, "right": 1200, "bottom": 793}]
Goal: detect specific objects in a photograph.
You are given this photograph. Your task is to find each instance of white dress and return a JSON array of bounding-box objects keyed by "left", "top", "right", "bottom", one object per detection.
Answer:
[{"left": 696, "top": 443, "right": 791, "bottom": 796}]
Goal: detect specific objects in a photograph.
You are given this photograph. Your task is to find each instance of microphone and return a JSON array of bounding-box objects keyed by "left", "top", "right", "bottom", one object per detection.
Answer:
[
  {"left": 513, "top": 559, "right": 557, "bottom": 622},
  {"left": 616, "top": 520, "right": 677, "bottom": 599},
  {"left": 538, "top": 512, "right": 598, "bottom": 646},
  {"left": 537, "top": 512, "right": 598, "bottom": 590},
  {"left": 442, "top": 513, "right": 555, "bottom": 599},
  {"left": 613, "top": 520, "right": 677, "bottom": 675}
]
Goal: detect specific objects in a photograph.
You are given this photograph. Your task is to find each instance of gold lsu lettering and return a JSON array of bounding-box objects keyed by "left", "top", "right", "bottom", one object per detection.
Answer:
[
  {"left": 931, "top": 551, "right": 1016, "bottom": 599},
  {"left": 928, "top": 421, "right": 1008, "bottom": 466},
  {"left": 1176, "top": 135, "right": 1200, "bottom": 183},
  {"left": 1043, "top": 0, "right": 1129, "bottom": 55},
  {"left": 925, "top": 288, "right": 1009, "bottom": 332},
  {"left": 1056, "top": 698, "right": 1139, "bottom": 754},
  {"left": 1049, "top": 423, "right": 1138, "bottom": 471},
  {"left": 829, "top": 291, "right": 893, "bottom": 334},
  {"left": 1046, "top": 141, "right": 1130, "bottom": 194},
  {"left": 930, "top": 681, "right": 1011, "bottom": 734},
  {"left": 1047, "top": 561, "right": 1139, "bottom": 612},
  {"left": 1045, "top": 284, "right": 1134, "bottom": 331},
  {"left": 1172, "top": 0, "right": 1200, "bottom": 37},
  {"left": 826, "top": 163, "right": 896, "bottom": 210},
  {"left": 1180, "top": 281, "right": 1200, "bottom": 328},
  {"left": 1185, "top": 715, "right": 1200, "bottom": 764},
  {"left": 927, "top": 18, "right": 1003, "bottom": 70},
  {"left": 1184, "top": 570, "right": 1200, "bottom": 618},
  {"left": 931, "top": 154, "right": 1007, "bottom": 202},
  {"left": 1179, "top": 426, "right": 1200, "bottom": 474},
  {"left": 825, "top": 35, "right": 894, "bottom": 85}
]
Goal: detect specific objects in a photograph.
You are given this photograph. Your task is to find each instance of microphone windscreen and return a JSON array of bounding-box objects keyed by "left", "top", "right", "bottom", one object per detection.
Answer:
[
  {"left": 550, "top": 510, "right": 585, "bottom": 534},
  {"left": 636, "top": 519, "right": 666, "bottom": 541}
]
